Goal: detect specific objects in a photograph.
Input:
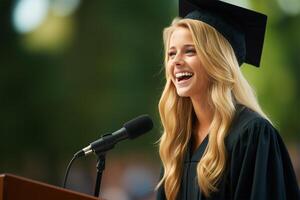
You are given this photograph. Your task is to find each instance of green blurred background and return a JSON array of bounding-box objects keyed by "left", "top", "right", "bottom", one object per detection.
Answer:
[{"left": 0, "top": 0, "right": 299, "bottom": 199}]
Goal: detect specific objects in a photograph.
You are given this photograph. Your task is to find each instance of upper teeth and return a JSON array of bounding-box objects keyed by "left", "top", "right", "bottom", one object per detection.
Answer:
[{"left": 175, "top": 72, "right": 193, "bottom": 78}]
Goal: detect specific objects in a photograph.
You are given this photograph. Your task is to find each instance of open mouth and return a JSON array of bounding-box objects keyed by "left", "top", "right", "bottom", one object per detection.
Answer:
[{"left": 175, "top": 72, "right": 194, "bottom": 82}]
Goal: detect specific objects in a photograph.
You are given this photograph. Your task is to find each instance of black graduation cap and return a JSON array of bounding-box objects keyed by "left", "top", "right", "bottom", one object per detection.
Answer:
[{"left": 179, "top": 0, "right": 267, "bottom": 67}]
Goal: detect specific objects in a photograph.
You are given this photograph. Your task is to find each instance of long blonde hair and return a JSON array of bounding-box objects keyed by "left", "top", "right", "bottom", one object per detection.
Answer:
[{"left": 157, "top": 18, "right": 269, "bottom": 199}]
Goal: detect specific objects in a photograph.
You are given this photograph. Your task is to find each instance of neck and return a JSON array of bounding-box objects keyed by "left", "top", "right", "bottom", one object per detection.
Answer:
[
  {"left": 190, "top": 95, "right": 214, "bottom": 148},
  {"left": 191, "top": 95, "right": 214, "bottom": 129}
]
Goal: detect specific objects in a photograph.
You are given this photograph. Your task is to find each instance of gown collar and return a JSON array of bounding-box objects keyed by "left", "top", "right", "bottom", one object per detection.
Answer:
[
  {"left": 185, "top": 134, "right": 209, "bottom": 163},
  {"left": 184, "top": 104, "right": 245, "bottom": 163}
]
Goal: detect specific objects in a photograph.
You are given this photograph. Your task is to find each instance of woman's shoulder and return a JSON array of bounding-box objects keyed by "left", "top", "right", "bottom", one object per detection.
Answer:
[
  {"left": 232, "top": 104, "right": 270, "bottom": 129},
  {"left": 224, "top": 106, "right": 300, "bottom": 199},
  {"left": 225, "top": 104, "right": 277, "bottom": 150}
]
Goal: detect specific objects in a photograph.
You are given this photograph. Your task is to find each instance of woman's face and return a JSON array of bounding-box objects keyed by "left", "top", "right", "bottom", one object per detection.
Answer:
[{"left": 167, "top": 26, "right": 209, "bottom": 99}]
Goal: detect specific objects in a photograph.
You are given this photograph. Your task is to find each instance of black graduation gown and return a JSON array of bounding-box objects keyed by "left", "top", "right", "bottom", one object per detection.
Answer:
[{"left": 156, "top": 106, "right": 300, "bottom": 200}]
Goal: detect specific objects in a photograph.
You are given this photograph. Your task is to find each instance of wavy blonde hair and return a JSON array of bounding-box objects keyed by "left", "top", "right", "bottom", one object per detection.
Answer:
[{"left": 157, "top": 18, "right": 269, "bottom": 199}]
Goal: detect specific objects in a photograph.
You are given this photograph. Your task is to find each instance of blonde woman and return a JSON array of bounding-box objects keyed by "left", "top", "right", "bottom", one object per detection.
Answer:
[{"left": 156, "top": 0, "right": 299, "bottom": 200}]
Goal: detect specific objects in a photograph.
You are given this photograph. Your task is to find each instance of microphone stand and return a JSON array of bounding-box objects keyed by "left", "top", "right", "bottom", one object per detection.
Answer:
[{"left": 94, "top": 152, "right": 106, "bottom": 197}]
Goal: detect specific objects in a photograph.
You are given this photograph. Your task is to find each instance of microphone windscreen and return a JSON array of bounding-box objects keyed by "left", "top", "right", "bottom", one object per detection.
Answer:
[{"left": 123, "top": 114, "right": 153, "bottom": 139}]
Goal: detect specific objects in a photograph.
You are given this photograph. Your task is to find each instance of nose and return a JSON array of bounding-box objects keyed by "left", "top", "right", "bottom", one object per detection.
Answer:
[{"left": 173, "top": 54, "right": 184, "bottom": 66}]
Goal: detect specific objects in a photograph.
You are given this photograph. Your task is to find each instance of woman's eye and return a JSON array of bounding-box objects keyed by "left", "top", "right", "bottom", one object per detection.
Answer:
[
  {"left": 186, "top": 49, "right": 196, "bottom": 54},
  {"left": 168, "top": 52, "right": 176, "bottom": 58}
]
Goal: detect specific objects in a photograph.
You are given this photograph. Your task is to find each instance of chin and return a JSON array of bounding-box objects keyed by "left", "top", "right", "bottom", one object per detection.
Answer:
[{"left": 176, "top": 89, "right": 192, "bottom": 97}]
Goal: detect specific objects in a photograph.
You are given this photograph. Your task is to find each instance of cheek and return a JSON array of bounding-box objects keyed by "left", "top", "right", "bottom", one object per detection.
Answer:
[{"left": 195, "top": 72, "right": 210, "bottom": 91}]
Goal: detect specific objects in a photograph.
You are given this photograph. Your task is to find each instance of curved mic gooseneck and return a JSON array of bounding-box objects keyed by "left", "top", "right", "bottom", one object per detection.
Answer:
[{"left": 62, "top": 114, "right": 153, "bottom": 197}]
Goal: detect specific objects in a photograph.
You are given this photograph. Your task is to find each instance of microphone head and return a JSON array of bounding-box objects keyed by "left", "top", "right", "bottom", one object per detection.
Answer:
[{"left": 123, "top": 114, "right": 153, "bottom": 139}]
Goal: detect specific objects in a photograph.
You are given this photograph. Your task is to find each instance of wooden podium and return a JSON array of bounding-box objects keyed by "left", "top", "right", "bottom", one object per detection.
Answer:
[{"left": 0, "top": 174, "right": 102, "bottom": 200}]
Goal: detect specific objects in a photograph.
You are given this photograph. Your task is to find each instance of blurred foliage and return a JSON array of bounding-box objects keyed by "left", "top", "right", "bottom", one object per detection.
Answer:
[{"left": 0, "top": 0, "right": 299, "bottom": 186}]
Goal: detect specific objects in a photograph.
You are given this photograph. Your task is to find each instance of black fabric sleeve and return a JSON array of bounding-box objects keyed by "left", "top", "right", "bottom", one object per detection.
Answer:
[
  {"left": 156, "top": 167, "right": 167, "bottom": 200},
  {"left": 229, "top": 118, "right": 300, "bottom": 200}
]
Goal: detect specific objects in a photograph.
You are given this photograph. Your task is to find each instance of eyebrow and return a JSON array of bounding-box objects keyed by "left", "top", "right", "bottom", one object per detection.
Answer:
[{"left": 168, "top": 44, "right": 195, "bottom": 50}]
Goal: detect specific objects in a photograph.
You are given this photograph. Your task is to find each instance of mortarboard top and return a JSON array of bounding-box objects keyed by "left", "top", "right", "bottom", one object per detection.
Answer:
[{"left": 179, "top": 0, "right": 267, "bottom": 67}]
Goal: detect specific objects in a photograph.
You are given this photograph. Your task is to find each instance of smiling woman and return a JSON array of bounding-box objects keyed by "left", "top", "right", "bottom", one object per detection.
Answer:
[
  {"left": 155, "top": 0, "right": 300, "bottom": 200},
  {"left": 167, "top": 26, "right": 209, "bottom": 99}
]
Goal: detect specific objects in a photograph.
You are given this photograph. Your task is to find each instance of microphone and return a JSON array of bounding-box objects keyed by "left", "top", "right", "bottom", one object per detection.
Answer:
[{"left": 75, "top": 114, "right": 153, "bottom": 158}]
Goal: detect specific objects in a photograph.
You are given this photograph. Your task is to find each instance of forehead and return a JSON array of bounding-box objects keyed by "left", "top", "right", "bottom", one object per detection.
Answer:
[{"left": 169, "top": 26, "right": 194, "bottom": 48}]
